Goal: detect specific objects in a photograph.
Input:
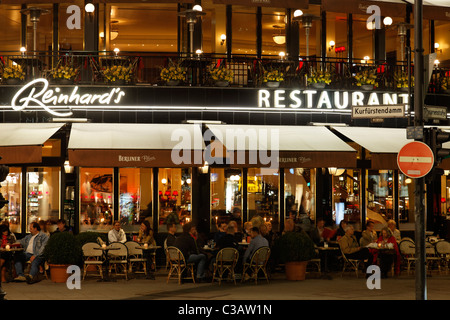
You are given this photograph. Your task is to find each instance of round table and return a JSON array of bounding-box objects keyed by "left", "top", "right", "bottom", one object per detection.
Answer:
[
  {"left": 93, "top": 246, "right": 120, "bottom": 282},
  {"left": 135, "top": 245, "right": 161, "bottom": 279}
]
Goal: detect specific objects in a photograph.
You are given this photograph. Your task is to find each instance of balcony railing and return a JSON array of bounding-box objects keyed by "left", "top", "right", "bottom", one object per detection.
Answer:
[{"left": 0, "top": 50, "right": 449, "bottom": 94}]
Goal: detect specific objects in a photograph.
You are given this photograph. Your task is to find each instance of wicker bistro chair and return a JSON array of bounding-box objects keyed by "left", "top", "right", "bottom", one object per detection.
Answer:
[
  {"left": 436, "top": 241, "right": 450, "bottom": 274},
  {"left": 108, "top": 242, "right": 129, "bottom": 280},
  {"left": 339, "top": 244, "right": 362, "bottom": 278},
  {"left": 242, "top": 246, "right": 271, "bottom": 284},
  {"left": 82, "top": 242, "right": 104, "bottom": 280},
  {"left": 166, "top": 246, "right": 195, "bottom": 285},
  {"left": 212, "top": 247, "right": 239, "bottom": 285},
  {"left": 125, "top": 241, "right": 147, "bottom": 276},
  {"left": 399, "top": 239, "right": 416, "bottom": 274},
  {"left": 425, "top": 243, "right": 442, "bottom": 274}
]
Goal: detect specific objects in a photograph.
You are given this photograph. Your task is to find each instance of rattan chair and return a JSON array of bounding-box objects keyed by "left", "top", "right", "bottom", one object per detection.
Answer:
[
  {"left": 436, "top": 240, "right": 450, "bottom": 274},
  {"left": 166, "top": 246, "right": 195, "bottom": 284},
  {"left": 339, "top": 244, "right": 362, "bottom": 278},
  {"left": 212, "top": 247, "right": 239, "bottom": 285},
  {"left": 399, "top": 239, "right": 416, "bottom": 274},
  {"left": 82, "top": 242, "right": 104, "bottom": 280},
  {"left": 242, "top": 246, "right": 271, "bottom": 285},
  {"left": 108, "top": 242, "right": 129, "bottom": 280},
  {"left": 125, "top": 241, "right": 147, "bottom": 276},
  {"left": 426, "top": 243, "right": 441, "bottom": 274}
]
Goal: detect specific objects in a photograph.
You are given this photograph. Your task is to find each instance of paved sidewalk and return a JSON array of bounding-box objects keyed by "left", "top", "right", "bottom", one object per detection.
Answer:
[{"left": 2, "top": 271, "right": 450, "bottom": 300}]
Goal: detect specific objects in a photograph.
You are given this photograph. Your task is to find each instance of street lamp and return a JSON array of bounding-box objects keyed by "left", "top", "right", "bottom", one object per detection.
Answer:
[{"left": 178, "top": 5, "right": 206, "bottom": 58}]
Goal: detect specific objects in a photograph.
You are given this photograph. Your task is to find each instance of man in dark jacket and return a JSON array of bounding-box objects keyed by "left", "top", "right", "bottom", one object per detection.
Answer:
[{"left": 174, "top": 222, "right": 207, "bottom": 282}]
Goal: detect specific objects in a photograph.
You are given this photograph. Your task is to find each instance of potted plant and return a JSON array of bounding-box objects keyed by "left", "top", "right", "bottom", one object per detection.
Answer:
[
  {"left": 273, "top": 231, "right": 316, "bottom": 281},
  {"left": 307, "top": 69, "right": 332, "bottom": 89},
  {"left": 394, "top": 71, "right": 414, "bottom": 91},
  {"left": 51, "top": 64, "right": 79, "bottom": 84},
  {"left": 160, "top": 60, "right": 185, "bottom": 86},
  {"left": 209, "top": 65, "right": 234, "bottom": 87},
  {"left": 263, "top": 69, "right": 284, "bottom": 88},
  {"left": 44, "top": 232, "right": 82, "bottom": 283},
  {"left": 102, "top": 64, "right": 133, "bottom": 85},
  {"left": 353, "top": 69, "right": 378, "bottom": 90},
  {"left": 2, "top": 65, "right": 25, "bottom": 85}
]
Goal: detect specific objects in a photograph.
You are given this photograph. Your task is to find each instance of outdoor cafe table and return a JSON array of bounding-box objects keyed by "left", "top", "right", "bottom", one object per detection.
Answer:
[
  {"left": 0, "top": 247, "right": 24, "bottom": 300},
  {"left": 93, "top": 245, "right": 120, "bottom": 282},
  {"left": 135, "top": 245, "right": 161, "bottom": 280},
  {"left": 317, "top": 246, "right": 339, "bottom": 279}
]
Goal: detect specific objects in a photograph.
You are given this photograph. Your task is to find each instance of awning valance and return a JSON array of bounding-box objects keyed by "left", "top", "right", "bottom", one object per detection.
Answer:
[
  {"left": 205, "top": 125, "right": 357, "bottom": 168},
  {"left": 0, "top": 123, "right": 64, "bottom": 164},
  {"left": 68, "top": 123, "right": 205, "bottom": 168},
  {"left": 331, "top": 126, "right": 409, "bottom": 169}
]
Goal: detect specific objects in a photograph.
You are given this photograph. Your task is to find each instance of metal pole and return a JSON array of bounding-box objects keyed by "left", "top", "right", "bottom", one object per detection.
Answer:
[{"left": 413, "top": 0, "right": 427, "bottom": 301}]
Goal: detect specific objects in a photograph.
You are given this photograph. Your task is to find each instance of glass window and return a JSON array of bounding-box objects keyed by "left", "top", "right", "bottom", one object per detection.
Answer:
[
  {"left": 210, "top": 168, "right": 242, "bottom": 231},
  {"left": 353, "top": 14, "right": 373, "bottom": 60},
  {"left": 284, "top": 168, "right": 315, "bottom": 222},
  {"left": 232, "top": 6, "right": 256, "bottom": 55},
  {"left": 158, "top": 168, "right": 191, "bottom": 232},
  {"left": 247, "top": 168, "right": 279, "bottom": 232},
  {"left": 27, "top": 167, "right": 60, "bottom": 226},
  {"left": 79, "top": 168, "right": 113, "bottom": 232},
  {"left": 107, "top": 3, "right": 178, "bottom": 52},
  {"left": 332, "top": 169, "right": 361, "bottom": 230},
  {"left": 399, "top": 173, "right": 415, "bottom": 228},
  {"left": 0, "top": 5, "right": 21, "bottom": 52},
  {"left": 119, "top": 168, "right": 153, "bottom": 233},
  {"left": 59, "top": 1, "right": 84, "bottom": 51},
  {"left": 367, "top": 170, "right": 393, "bottom": 227},
  {"left": 0, "top": 167, "right": 22, "bottom": 234},
  {"left": 261, "top": 7, "right": 285, "bottom": 56}
]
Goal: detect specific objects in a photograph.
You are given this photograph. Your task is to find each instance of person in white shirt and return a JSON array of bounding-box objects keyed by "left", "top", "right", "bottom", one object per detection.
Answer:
[{"left": 108, "top": 221, "right": 127, "bottom": 243}]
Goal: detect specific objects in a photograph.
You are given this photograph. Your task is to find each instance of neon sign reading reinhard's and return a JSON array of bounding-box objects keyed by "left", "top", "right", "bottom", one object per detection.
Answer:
[{"left": 11, "top": 78, "right": 126, "bottom": 117}]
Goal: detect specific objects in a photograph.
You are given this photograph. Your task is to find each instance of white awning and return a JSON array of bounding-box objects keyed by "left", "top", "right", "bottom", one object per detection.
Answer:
[
  {"left": 205, "top": 125, "right": 356, "bottom": 168},
  {"left": 206, "top": 125, "right": 356, "bottom": 152},
  {"left": 0, "top": 123, "right": 64, "bottom": 164},
  {"left": 0, "top": 123, "right": 64, "bottom": 147},
  {"left": 331, "top": 126, "right": 408, "bottom": 153},
  {"left": 68, "top": 123, "right": 205, "bottom": 167}
]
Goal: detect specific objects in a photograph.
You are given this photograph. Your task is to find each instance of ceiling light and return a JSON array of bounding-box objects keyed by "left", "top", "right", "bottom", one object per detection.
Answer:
[
  {"left": 293, "top": 9, "right": 303, "bottom": 17},
  {"left": 192, "top": 5, "right": 203, "bottom": 12},
  {"left": 111, "top": 31, "right": 119, "bottom": 40},
  {"left": 273, "top": 35, "right": 286, "bottom": 45},
  {"left": 85, "top": 3, "right": 95, "bottom": 13}
]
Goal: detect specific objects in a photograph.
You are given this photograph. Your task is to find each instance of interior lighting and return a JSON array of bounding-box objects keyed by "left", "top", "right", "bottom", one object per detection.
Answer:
[
  {"left": 192, "top": 5, "right": 203, "bottom": 12},
  {"left": 383, "top": 16, "right": 393, "bottom": 26},
  {"left": 220, "top": 34, "right": 226, "bottom": 46},
  {"left": 85, "top": 2, "right": 95, "bottom": 13},
  {"left": 293, "top": 9, "right": 303, "bottom": 17},
  {"left": 328, "top": 40, "right": 335, "bottom": 51},
  {"left": 328, "top": 168, "right": 345, "bottom": 176}
]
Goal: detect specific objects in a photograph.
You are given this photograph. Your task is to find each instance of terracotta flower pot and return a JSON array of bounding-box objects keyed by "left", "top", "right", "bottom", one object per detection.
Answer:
[
  {"left": 285, "top": 261, "right": 308, "bottom": 281},
  {"left": 49, "top": 264, "right": 71, "bottom": 283}
]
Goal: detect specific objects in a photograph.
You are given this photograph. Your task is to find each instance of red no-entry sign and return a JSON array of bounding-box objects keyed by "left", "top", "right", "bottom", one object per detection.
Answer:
[{"left": 397, "top": 141, "right": 434, "bottom": 178}]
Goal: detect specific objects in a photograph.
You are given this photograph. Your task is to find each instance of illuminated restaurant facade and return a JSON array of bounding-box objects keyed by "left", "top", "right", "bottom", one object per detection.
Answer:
[{"left": 0, "top": 0, "right": 449, "bottom": 238}]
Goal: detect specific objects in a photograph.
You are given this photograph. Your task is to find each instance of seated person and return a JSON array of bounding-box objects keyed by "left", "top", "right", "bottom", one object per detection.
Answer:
[
  {"left": 214, "top": 222, "right": 228, "bottom": 243},
  {"left": 0, "top": 224, "right": 16, "bottom": 282},
  {"left": 14, "top": 222, "right": 49, "bottom": 284},
  {"left": 335, "top": 220, "right": 348, "bottom": 241},
  {"left": 374, "top": 227, "right": 401, "bottom": 278},
  {"left": 228, "top": 220, "right": 243, "bottom": 243},
  {"left": 338, "top": 225, "right": 372, "bottom": 273},
  {"left": 243, "top": 227, "right": 269, "bottom": 264},
  {"left": 174, "top": 222, "right": 207, "bottom": 282},
  {"left": 108, "top": 221, "right": 127, "bottom": 243},
  {"left": 282, "top": 218, "right": 296, "bottom": 235},
  {"left": 164, "top": 223, "right": 177, "bottom": 248},
  {"left": 360, "top": 221, "right": 377, "bottom": 247},
  {"left": 137, "top": 220, "right": 156, "bottom": 246},
  {"left": 53, "top": 218, "right": 72, "bottom": 234},
  {"left": 310, "top": 218, "right": 328, "bottom": 246},
  {"left": 217, "top": 224, "right": 238, "bottom": 250},
  {"left": 387, "top": 220, "right": 401, "bottom": 242}
]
